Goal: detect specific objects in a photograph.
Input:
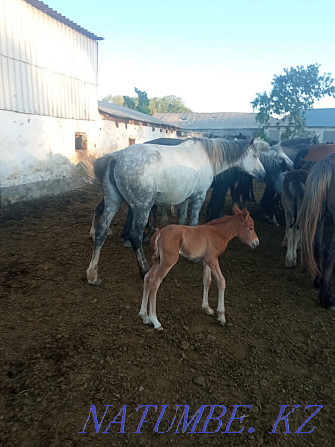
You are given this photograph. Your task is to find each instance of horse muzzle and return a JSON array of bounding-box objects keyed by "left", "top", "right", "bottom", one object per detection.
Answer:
[
  {"left": 255, "top": 168, "right": 266, "bottom": 181},
  {"left": 249, "top": 238, "right": 259, "bottom": 249}
]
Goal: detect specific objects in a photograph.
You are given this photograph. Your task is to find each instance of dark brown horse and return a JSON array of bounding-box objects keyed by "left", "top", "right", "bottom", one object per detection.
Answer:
[
  {"left": 299, "top": 152, "right": 335, "bottom": 309},
  {"left": 293, "top": 144, "right": 335, "bottom": 170}
]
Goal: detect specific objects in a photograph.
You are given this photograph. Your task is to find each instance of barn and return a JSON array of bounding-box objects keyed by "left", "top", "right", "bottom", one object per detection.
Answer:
[
  {"left": 155, "top": 109, "right": 335, "bottom": 142},
  {"left": 0, "top": 0, "right": 180, "bottom": 206}
]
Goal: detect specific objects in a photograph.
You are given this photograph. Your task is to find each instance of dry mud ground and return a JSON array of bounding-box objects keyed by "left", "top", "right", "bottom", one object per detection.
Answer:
[{"left": 0, "top": 185, "right": 335, "bottom": 447}]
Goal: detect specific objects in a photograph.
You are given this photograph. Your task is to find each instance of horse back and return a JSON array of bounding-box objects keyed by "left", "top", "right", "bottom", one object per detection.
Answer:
[{"left": 304, "top": 144, "right": 335, "bottom": 162}]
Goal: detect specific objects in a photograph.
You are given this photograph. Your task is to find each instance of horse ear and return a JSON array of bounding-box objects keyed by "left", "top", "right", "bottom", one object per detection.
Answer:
[
  {"left": 233, "top": 204, "right": 242, "bottom": 215},
  {"left": 249, "top": 138, "right": 254, "bottom": 145},
  {"left": 242, "top": 208, "right": 250, "bottom": 220}
]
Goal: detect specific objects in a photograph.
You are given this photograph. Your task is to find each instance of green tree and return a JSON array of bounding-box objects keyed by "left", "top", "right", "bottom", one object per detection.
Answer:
[
  {"left": 149, "top": 95, "right": 192, "bottom": 114},
  {"left": 123, "top": 95, "right": 136, "bottom": 110},
  {"left": 251, "top": 64, "right": 335, "bottom": 138},
  {"left": 101, "top": 90, "right": 192, "bottom": 115},
  {"left": 101, "top": 94, "right": 124, "bottom": 105},
  {"left": 135, "top": 87, "right": 150, "bottom": 114}
]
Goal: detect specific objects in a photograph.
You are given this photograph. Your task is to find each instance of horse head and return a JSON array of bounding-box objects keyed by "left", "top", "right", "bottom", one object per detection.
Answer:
[
  {"left": 240, "top": 142, "right": 266, "bottom": 181},
  {"left": 233, "top": 205, "right": 259, "bottom": 248}
]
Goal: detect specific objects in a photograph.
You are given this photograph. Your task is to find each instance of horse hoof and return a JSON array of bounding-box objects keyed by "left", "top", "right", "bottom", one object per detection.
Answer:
[
  {"left": 139, "top": 315, "right": 150, "bottom": 325},
  {"left": 88, "top": 278, "right": 103, "bottom": 286},
  {"left": 219, "top": 320, "right": 226, "bottom": 326},
  {"left": 329, "top": 305, "right": 335, "bottom": 312},
  {"left": 122, "top": 239, "right": 132, "bottom": 248},
  {"left": 204, "top": 307, "right": 214, "bottom": 316},
  {"left": 156, "top": 326, "right": 164, "bottom": 331}
]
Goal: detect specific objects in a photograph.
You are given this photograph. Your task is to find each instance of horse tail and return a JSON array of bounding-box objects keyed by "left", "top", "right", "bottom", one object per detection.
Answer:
[
  {"left": 288, "top": 171, "right": 307, "bottom": 224},
  {"left": 299, "top": 160, "right": 334, "bottom": 278},
  {"left": 93, "top": 153, "right": 117, "bottom": 185},
  {"left": 151, "top": 232, "right": 162, "bottom": 264}
]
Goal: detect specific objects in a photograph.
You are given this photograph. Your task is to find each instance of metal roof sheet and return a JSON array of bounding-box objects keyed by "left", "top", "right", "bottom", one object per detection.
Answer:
[
  {"left": 98, "top": 102, "right": 181, "bottom": 128},
  {"left": 155, "top": 109, "right": 335, "bottom": 129},
  {"left": 304, "top": 108, "right": 335, "bottom": 127},
  {"left": 154, "top": 112, "right": 280, "bottom": 129},
  {"left": 23, "top": 0, "right": 103, "bottom": 41}
]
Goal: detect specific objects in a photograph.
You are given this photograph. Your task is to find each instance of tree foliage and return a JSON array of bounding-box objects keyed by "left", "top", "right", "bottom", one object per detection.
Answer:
[
  {"left": 101, "top": 90, "right": 192, "bottom": 115},
  {"left": 134, "top": 87, "right": 150, "bottom": 114},
  {"left": 101, "top": 94, "right": 124, "bottom": 105},
  {"left": 123, "top": 95, "right": 136, "bottom": 110},
  {"left": 251, "top": 64, "right": 335, "bottom": 138},
  {"left": 149, "top": 95, "right": 192, "bottom": 114}
]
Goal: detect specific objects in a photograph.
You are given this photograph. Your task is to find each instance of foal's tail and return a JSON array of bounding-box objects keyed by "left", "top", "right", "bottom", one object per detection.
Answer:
[
  {"left": 151, "top": 232, "right": 162, "bottom": 264},
  {"left": 299, "top": 158, "right": 334, "bottom": 278}
]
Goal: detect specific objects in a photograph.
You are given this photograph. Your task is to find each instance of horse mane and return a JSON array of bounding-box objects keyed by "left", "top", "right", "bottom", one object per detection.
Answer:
[
  {"left": 251, "top": 138, "right": 270, "bottom": 152},
  {"left": 205, "top": 214, "right": 237, "bottom": 226},
  {"left": 187, "top": 137, "right": 251, "bottom": 170},
  {"left": 259, "top": 152, "right": 285, "bottom": 178}
]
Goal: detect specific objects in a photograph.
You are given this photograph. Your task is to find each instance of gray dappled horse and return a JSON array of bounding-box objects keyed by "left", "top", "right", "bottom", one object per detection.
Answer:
[{"left": 86, "top": 137, "right": 265, "bottom": 285}]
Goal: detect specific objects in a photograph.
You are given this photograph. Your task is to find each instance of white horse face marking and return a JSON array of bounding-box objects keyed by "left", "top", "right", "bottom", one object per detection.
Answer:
[{"left": 240, "top": 151, "right": 265, "bottom": 180}]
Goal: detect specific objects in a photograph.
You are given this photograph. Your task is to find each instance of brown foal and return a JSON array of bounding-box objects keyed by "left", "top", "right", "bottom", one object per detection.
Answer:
[{"left": 139, "top": 205, "right": 259, "bottom": 330}]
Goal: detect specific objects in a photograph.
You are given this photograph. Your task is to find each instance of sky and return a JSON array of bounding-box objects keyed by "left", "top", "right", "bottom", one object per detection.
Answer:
[{"left": 45, "top": 0, "right": 335, "bottom": 113}]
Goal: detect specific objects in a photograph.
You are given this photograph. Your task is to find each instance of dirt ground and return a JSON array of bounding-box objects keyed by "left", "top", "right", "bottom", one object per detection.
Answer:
[{"left": 1, "top": 185, "right": 335, "bottom": 447}]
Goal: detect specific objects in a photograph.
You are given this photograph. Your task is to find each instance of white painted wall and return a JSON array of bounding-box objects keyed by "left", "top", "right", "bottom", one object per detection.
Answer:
[
  {"left": 0, "top": 109, "right": 179, "bottom": 205},
  {"left": 98, "top": 118, "right": 179, "bottom": 154}
]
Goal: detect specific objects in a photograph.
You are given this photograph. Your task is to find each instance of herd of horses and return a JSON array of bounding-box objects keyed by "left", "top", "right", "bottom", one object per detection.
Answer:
[{"left": 86, "top": 135, "right": 335, "bottom": 329}]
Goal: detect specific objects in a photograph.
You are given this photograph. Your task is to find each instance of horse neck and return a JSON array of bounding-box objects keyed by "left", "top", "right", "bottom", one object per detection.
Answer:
[
  {"left": 209, "top": 215, "right": 243, "bottom": 241},
  {"left": 212, "top": 161, "right": 231, "bottom": 177}
]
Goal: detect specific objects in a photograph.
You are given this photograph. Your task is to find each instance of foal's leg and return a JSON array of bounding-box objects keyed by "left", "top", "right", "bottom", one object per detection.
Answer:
[
  {"left": 202, "top": 263, "right": 214, "bottom": 315},
  {"left": 206, "top": 258, "right": 226, "bottom": 325},
  {"left": 141, "top": 250, "right": 179, "bottom": 330},
  {"left": 147, "top": 258, "right": 177, "bottom": 330},
  {"left": 87, "top": 187, "right": 123, "bottom": 285},
  {"left": 139, "top": 263, "right": 159, "bottom": 325}
]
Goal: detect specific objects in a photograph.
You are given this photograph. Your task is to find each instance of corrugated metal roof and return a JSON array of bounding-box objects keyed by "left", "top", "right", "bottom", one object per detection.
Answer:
[
  {"left": 23, "top": 0, "right": 103, "bottom": 40},
  {"left": 98, "top": 102, "right": 181, "bottom": 128},
  {"left": 155, "top": 109, "right": 335, "bottom": 130},
  {"left": 154, "top": 112, "right": 280, "bottom": 129},
  {"left": 304, "top": 108, "right": 335, "bottom": 127}
]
